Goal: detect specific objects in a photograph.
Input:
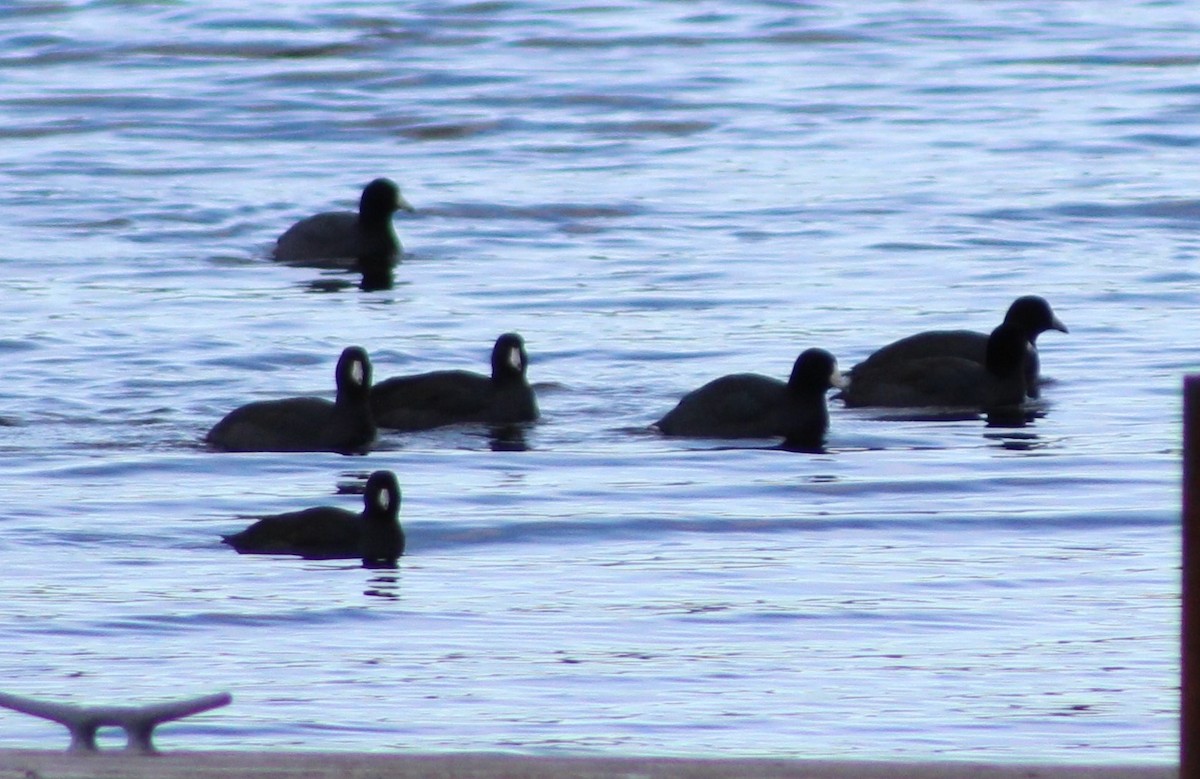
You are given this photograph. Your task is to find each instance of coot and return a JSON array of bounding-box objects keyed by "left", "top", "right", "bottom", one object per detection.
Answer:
[
  {"left": 655, "top": 348, "right": 844, "bottom": 449},
  {"left": 222, "top": 470, "right": 404, "bottom": 566},
  {"left": 845, "top": 295, "right": 1067, "bottom": 398},
  {"left": 840, "top": 323, "right": 1029, "bottom": 410},
  {"left": 371, "top": 333, "right": 538, "bottom": 431},
  {"left": 272, "top": 178, "right": 413, "bottom": 273},
  {"left": 206, "top": 346, "right": 376, "bottom": 454}
]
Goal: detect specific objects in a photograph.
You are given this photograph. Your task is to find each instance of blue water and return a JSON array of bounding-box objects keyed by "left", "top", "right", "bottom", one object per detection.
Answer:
[{"left": 0, "top": 0, "right": 1190, "bottom": 763}]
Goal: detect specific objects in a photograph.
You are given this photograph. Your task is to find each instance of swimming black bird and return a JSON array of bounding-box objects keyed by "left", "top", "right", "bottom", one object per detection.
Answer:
[
  {"left": 222, "top": 470, "right": 404, "bottom": 566},
  {"left": 843, "top": 295, "right": 1067, "bottom": 399},
  {"left": 840, "top": 322, "right": 1030, "bottom": 411},
  {"left": 206, "top": 346, "right": 376, "bottom": 454},
  {"left": 655, "top": 348, "right": 844, "bottom": 450},
  {"left": 371, "top": 333, "right": 539, "bottom": 431},
  {"left": 272, "top": 178, "right": 413, "bottom": 276}
]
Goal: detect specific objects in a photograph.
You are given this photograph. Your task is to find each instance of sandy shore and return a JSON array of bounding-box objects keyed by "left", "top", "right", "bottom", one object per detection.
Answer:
[{"left": 0, "top": 750, "right": 1177, "bottom": 779}]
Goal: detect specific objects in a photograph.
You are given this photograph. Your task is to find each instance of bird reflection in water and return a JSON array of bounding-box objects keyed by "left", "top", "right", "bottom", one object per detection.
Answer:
[
  {"left": 488, "top": 424, "right": 529, "bottom": 452},
  {"left": 364, "top": 571, "right": 400, "bottom": 600},
  {"left": 358, "top": 265, "right": 394, "bottom": 292},
  {"left": 985, "top": 402, "right": 1046, "bottom": 431},
  {"left": 302, "top": 266, "right": 394, "bottom": 293},
  {"left": 985, "top": 406, "right": 1051, "bottom": 451}
]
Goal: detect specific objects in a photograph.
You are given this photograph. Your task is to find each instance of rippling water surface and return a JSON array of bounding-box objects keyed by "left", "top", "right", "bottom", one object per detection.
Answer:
[{"left": 0, "top": 0, "right": 1192, "bottom": 763}]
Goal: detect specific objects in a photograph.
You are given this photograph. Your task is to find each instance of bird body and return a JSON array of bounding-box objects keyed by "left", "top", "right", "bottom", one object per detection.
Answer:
[
  {"left": 841, "top": 323, "right": 1029, "bottom": 410},
  {"left": 223, "top": 470, "right": 404, "bottom": 566},
  {"left": 844, "top": 295, "right": 1066, "bottom": 402},
  {"left": 206, "top": 346, "right": 375, "bottom": 454},
  {"left": 655, "top": 348, "right": 843, "bottom": 450},
  {"left": 371, "top": 333, "right": 538, "bottom": 431},
  {"left": 272, "top": 178, "right": 413, "bottom": 272},
  {"left": 223, "top": 505, "right": 363, "bottom": 558}
]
